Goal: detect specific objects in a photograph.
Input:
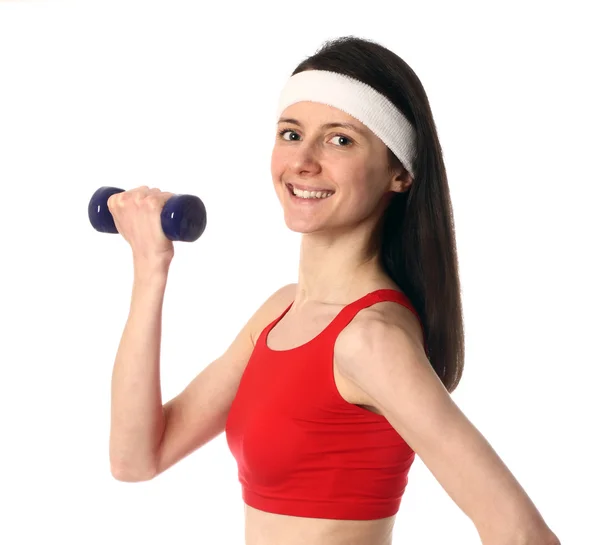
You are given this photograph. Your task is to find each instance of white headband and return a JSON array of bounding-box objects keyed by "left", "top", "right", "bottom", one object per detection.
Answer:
[{"left": 276, "top": 70, "right": 417, "bottom": 178}]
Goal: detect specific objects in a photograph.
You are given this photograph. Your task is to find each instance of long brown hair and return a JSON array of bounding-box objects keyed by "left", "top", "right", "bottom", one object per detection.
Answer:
[{"left": 293, "top": 36, "right": 464, "bottom": 392}]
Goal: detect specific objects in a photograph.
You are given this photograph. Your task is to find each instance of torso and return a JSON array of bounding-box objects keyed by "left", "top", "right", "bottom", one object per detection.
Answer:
[
  {"left": 264, "top": 292, "right": 384, "bottom": 414},
  {"left": 242, "top": 282, "right": 420, "bottom": 545},
  {"left": 244, "top": 503, "right": 395, "bottom": 545}
]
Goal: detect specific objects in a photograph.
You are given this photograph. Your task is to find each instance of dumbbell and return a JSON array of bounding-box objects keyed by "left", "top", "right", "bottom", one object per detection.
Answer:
[{"left": 88, "top": 186, "right": 207, "bottom": 242}]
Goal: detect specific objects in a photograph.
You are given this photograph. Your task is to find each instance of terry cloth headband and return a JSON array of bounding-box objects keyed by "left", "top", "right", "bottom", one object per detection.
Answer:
[{"left": 276, "top": 70, "right": 417, "bottom": 179}]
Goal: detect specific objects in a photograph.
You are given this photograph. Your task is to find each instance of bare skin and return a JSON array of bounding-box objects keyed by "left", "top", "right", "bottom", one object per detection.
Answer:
[
  {"left": 109, "top": 99, "right": 558, "bottom": 544},
  {"left": 238, "top": 100, "right": 416, "bottom": 544},
  {"left": 243, "top": 277, "right": 413, "bottom": 545},
  {"left": 244, "top": 503, "right": 395, "bottom": 545}
]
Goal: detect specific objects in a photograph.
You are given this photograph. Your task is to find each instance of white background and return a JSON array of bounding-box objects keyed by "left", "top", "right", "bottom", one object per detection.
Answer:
[{"left": 0, "top": 1, "right": 598, "bottom": 543}]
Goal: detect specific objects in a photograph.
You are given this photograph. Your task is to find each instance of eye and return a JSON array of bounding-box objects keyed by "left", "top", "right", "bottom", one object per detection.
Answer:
[
  {"left": 278, "top": 129, "right": 299, "bottom": 141},
  {"left": 277, "top": 129, "right": 353, "bottom": 147},
  {"left": 330, "top": 135, "right": 353, "bottom": 147}
]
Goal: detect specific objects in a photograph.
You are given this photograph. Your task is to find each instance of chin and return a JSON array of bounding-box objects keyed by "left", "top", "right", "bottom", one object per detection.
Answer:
[
  {"left": 283, "top": 217, "right": 319, "bottom": 234},
  {"left": 283, "top": 214, "right": 343, "bottom": 236}
]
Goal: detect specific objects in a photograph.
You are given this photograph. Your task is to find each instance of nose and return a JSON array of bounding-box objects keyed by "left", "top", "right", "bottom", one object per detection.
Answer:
[{"left": 288, "top": 141, "right": 322, "bottom": 175}]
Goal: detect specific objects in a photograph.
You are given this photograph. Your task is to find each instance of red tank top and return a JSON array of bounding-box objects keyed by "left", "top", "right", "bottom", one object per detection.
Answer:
[{"left": 225, "top": 289, "right": 425, "bottom": 520}]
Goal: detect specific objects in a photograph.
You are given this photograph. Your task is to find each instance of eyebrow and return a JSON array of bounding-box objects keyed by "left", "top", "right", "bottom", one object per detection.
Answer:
[{"left": 277, "top": 117, "right": 368, "bottom": 137}]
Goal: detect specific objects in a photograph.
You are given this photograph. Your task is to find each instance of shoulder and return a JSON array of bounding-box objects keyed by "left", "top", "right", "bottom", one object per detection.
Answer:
[
  {"left": 271, "top": 282, "right": 297, "bottom": 305},
  {"left": 333, "top": 296, "right": 445, "bottom": 440},
  {"left": 249, "top": 283, "right": 296, "bottom": 345},
  {"left": 336, "top": 297, "right": 424, "bottom": 361},
  {"left": 334, "top": 297, "right": 426, "bottom": 383}
]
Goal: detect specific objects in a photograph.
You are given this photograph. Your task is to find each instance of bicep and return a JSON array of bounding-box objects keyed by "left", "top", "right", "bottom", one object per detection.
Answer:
[
  {"left": 157, "top": 328, "right": 253, "bottom": 472},
  {"left": 155, "top": 283, "right": 296, "bottom": 476}
]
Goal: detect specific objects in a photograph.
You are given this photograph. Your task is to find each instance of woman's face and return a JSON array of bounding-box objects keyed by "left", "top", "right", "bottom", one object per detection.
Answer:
[{"left": 271, "top": 101, "right": 408, "bottom": 235}]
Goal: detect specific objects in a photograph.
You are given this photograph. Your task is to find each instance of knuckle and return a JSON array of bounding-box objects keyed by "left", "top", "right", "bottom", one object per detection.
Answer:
[
  {"left": 133, "top": 191, "right": 147, "bottom": 205},
  {"left": 144, "top": 195, "right": 162, "bottom": 210}
]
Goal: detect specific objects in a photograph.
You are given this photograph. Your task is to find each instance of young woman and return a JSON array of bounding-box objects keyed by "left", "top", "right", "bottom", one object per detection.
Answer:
[{"left": 108, "top": 36, "right": 560, "bottom": 545}]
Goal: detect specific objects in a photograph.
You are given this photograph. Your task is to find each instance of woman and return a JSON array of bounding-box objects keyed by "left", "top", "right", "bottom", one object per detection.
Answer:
[{"left": 108, "top": 36, "right": 560, "bottom": 545}]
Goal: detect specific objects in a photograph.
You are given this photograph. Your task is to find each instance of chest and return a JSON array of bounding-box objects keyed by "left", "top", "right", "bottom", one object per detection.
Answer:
[
  {"left": 264, "top": 308, "right": 380, "bottom": 414},
  {"left": 265, "top": 307, "right": 338, "bottom": 351}
]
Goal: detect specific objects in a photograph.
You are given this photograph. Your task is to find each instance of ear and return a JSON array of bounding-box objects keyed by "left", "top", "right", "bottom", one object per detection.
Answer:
[{"left": 389, "top": 165, "right": 414, "bottom": 194}]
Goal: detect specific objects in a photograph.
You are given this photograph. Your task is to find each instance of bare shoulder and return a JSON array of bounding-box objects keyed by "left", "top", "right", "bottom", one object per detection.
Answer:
[
  {"left": 336, "top": 296, "right": 425, "bottom": 361},
  {"left": 249, "top": 282, "right": 297, "bottom": 345},
  {"left": 332, "top": 296, "right": 426, "bottom": 410}
]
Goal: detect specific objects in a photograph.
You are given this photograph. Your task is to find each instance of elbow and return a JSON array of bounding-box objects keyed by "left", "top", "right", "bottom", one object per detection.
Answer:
[
  {"left": 478, "top": 517, "right": 560, "bottom": 545},
  {"left": 541, "top": 530, "right": 561, "bottom": 545},
  {"left": 523, "top": 531, "right": 561, "bottom": 545},
  {"left": 521, "top": 522, "right": 561, "bottom": 545},
  {"left": 110, "top": 460, "right": 157, "bottom": 482},
  {"left": 482, "top": 528, "right": 561, "bottom": 545}
]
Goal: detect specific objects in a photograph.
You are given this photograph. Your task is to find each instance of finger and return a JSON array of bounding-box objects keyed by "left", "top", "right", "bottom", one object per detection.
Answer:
[
  {"left": 132, "top": 186, "right": 152, "bottom": 205},
  {"left": 142, "top": 191, "right": 174, "bottom": 212},
  {"left": 107, "top": 192, "right": 124, "bottom": 211}
]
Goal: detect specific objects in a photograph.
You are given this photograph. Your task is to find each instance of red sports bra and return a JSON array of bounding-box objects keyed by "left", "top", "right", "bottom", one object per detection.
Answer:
[{"left": 225, "top": 289, "right": 425, "bottom": 520}]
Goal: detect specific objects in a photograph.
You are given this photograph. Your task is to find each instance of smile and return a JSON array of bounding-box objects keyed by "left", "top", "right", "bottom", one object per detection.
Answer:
[{"left": 286, "top": 183, "right": 335, "bottom": 200}]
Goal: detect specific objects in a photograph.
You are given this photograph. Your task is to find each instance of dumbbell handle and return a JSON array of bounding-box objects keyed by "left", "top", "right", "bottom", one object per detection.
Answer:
[{"left": 88, "top": 186, "right": 207, "bottom": 242}]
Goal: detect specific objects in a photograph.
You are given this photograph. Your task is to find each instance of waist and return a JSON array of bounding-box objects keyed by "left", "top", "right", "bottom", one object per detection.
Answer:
[{"left": 244, "top": 503, "right": 395, "bottom": 545}]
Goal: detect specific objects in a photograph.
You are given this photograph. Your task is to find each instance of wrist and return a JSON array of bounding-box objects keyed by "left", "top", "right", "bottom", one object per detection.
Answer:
[{"left": 132, "top": 257, "right": 171, "bottom": 282}]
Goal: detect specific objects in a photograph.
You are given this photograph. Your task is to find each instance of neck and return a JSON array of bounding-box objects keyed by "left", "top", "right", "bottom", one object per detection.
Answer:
[{"left": 293, "top": 215, "right": 392, "bottom": 307}]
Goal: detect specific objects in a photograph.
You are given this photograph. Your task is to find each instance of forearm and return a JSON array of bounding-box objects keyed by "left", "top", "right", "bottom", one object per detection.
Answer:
[{"left": 109, "top": 261, "right": 170, "bottom": 480}]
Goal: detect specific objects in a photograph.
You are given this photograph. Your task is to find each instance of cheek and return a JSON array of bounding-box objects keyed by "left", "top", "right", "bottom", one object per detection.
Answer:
[
  {"left": 346, "top": 169, "right": 388, "bottom": 212},
  {"left": 270, "top": 148, "right": 287, "bottom": 178},
  {"left": 346, "top": 168, "right": 374, "bottom": 199}
]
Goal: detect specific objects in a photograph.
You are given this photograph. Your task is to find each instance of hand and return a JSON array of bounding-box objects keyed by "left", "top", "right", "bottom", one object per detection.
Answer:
[{"left": 107, "top": 186, "right": 176, "bottom": 264}]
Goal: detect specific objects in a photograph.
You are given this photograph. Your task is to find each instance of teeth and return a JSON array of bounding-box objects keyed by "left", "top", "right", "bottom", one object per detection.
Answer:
[{"left": 291, "top": 185, "right": 334, "bottom": 199}]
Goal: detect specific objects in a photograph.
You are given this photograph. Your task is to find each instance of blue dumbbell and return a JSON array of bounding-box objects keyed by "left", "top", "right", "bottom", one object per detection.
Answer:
[{"left": 88, "top": 186, "right": 207, "bottom": 242}]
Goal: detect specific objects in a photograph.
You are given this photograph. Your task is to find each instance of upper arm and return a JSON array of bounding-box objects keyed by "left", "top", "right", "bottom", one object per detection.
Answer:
[
  {"left": 154, "top": 283, "right": 296, "bottom": 477},
  {"left": 335, "top": 312, "right": 554, "bottom": 543}
]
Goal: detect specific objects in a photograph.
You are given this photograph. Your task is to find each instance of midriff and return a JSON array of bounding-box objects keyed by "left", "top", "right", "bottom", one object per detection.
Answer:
[{"left": 244, "top": 503, "right": 396, "bottom": 545}]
